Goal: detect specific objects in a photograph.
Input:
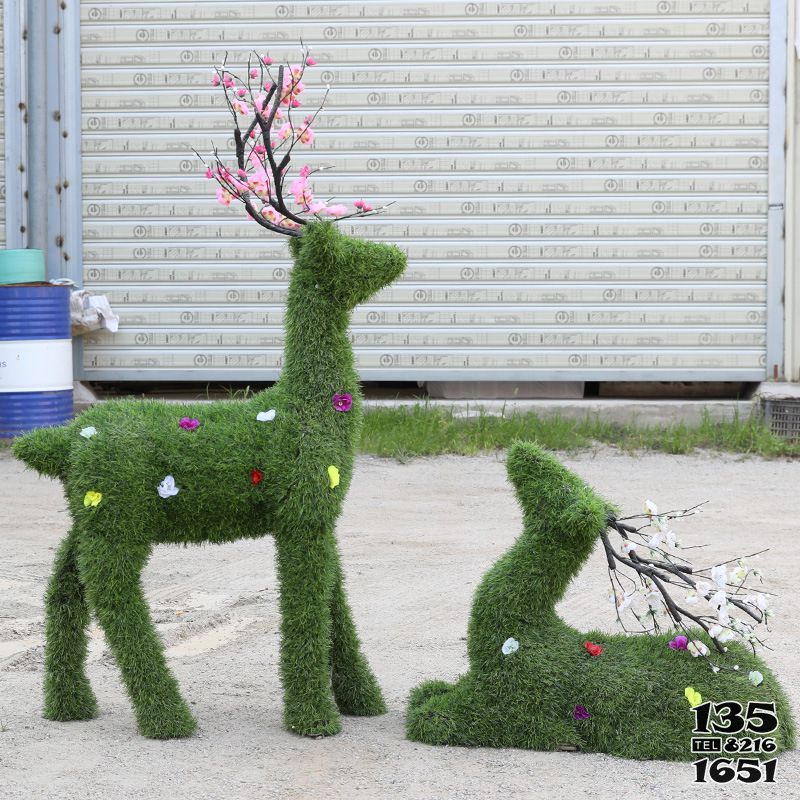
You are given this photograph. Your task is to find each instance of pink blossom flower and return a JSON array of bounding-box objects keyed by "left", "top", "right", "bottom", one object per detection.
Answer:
[
  {"left": 307, "top": 200, "right": 327, "bottom": 214},
  {"left": 277, "top": 123, "right": 292, "bottom": 140},
  {"left": 324, "top": 204, "right": 348, "bottom": 217},
  {"left": 354, "top": 199, "right": 364, "bottom": 209},
  {"left": 205, "top": 166, "right": 214, "bottom": 179},
  {"left": 261, "top": 54, "right": 273, "bottom": 66},
  {"left": 237, "top": 88, "right": 246, "bottom": 98},
  {"left": 291, "top": 99, "right": 302, "bottom": 108},
  {"left": 223, "top": 75, "right": 235, "bottom": 89},
  {"left": 332, "top": 393, "right": 353, "bottom": 413},
  {"left": 232, "top": 99, "right": 250, "bottom": 116},
  {"left": 298, "top": 126, "right": 314, "bottom": 144},
  {"left": 179, "top": 417, "right": 200, "bottom": 431},
  {"left": 237, "top": 168, "right": 247, "bottom": 179},
  {"left": 250, "top": 68, "right": 259, "bottom": 78},
  {"left": 216, "top": 187, "right": 233, "bottom": 206},
  {"left": 211, "top": 73, "right": 220, "bottom": 87},
  {"left": 299, "top": 165, "right": 311, "bottom": 179},
  {"left": 306, "top": 56, "right": 317, "bottom": 66}
]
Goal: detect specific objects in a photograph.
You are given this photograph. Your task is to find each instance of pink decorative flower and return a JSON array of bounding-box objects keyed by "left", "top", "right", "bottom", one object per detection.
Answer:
[
  {"left": 668, "top": 635, "right": 689, "bottom": 651},
  {"left": 332, "top": 393, "right": 353, "bottom": 413},
  {"left": 573, "top": 705, "right": 590, "bottom": 721},
  {"left": 179, "top": 417, "right": 200, "bottom": 431},
  {"left": 306, "top": 56, "right": 317, "bottom": 66}
]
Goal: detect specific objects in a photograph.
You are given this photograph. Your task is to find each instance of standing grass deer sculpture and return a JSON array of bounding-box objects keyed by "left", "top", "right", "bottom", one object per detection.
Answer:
[
  {"left": 406, "top": 442, "right": 795, "bottom": 760},
  {"left": 13, "top": 53, "right": 407, "bottom": 739}
]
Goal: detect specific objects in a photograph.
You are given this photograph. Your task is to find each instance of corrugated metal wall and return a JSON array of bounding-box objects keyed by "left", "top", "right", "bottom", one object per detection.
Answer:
[{"left": 79, "top": 1, "right": 774, "bottom": 381}]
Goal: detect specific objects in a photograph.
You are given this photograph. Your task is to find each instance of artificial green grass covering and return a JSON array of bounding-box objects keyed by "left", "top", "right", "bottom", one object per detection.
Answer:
[
  {"left": 13, "top": 222, "right": 406, "bottom": 739},
  {"left": 360, "top": 405, "right": 799, "bottom": 459},
  {"left": 405, "top": 442, "right": 795, "bottom": 760}
]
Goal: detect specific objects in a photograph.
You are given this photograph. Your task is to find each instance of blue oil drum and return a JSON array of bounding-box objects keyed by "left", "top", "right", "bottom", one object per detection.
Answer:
[{"left": 0, "top": 284, "right": 73, "bottom": 437}]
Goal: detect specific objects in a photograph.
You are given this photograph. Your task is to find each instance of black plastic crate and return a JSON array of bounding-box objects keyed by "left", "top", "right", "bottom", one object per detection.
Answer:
[{"left": 763, "top": 398, "right": 800, "bottom": 441}]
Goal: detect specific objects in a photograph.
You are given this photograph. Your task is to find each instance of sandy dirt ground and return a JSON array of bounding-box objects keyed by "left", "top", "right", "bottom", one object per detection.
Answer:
[{"left": 0, "top": 445, "right": 798, "bottom": 800}]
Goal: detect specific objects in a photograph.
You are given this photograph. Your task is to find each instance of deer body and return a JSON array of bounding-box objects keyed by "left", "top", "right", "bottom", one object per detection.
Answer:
[
  {"left": 14, "top": 222, "right": 406, "bottom": 738},
  {"left": 406, "top": 442, "right": 795, "bottom": 760}
]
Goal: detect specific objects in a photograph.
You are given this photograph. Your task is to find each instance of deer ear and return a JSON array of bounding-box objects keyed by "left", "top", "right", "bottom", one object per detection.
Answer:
[{"left": 288, "top": 236, "right": 303, "bottom": 258}]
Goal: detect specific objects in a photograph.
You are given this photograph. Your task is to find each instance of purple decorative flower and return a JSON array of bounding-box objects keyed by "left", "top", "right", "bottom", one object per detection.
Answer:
[
  {"left": 179, "top": 417, "right": 200, "bottom": 431},
  {"left": 332, "top": 393, "right": 353, "bottom": 413},
  {"left": 573, "top": 705, "right": 590, "bottom": 721},
  {"left": 668, "top": 635, "right": 689, "bottom": 651}
]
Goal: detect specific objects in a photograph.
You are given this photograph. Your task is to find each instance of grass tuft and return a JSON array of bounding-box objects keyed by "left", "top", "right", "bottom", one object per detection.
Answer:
[{"left": 360, "top": 406, "right": 800, "bottom": 460}]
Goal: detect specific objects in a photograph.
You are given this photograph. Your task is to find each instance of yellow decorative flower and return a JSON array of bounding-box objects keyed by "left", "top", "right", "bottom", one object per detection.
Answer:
[
  {"left": 328, "top": 465, "right": 340, "bottom": 489},
  {"left": 83, "top": 491, "right": 102, "bottom": 508},
  {"left": 684, "top": 687, "right": 702, "bottom": 708}
]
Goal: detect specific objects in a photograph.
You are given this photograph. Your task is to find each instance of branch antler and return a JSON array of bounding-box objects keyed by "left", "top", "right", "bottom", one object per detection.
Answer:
[{"left": 197, "top": 47, "right": 395, "bottom": 237}]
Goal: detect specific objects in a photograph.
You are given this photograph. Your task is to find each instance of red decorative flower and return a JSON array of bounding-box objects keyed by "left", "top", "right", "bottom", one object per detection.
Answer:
[
  {"left": 251, "top": 469, "right": 264, "bottom": 486},
  {"left": 583, "top": 641, "right": 603, "bottom": 657}
]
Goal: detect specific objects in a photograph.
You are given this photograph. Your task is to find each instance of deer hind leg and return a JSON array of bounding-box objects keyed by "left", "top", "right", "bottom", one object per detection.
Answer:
[
  {"left": 275, "top": 523, "right": 341, "bottom": 736},
  {"left": 43, "top": 528, "right": 98, "bottom": 722},
  {"left": 77, "top": 529, "right": 196, "bottom": 739},
  {"left": 329, "top": 553, "right": 386, "bottom": 716}
]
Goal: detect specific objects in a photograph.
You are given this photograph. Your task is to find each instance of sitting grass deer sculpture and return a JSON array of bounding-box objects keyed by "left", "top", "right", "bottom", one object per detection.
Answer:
[
  {"left": 406, "top": 442, "right": 795, "bottom": 760},
  {"left": 14, "top": 53, "right": 407, "bottom": 739}
]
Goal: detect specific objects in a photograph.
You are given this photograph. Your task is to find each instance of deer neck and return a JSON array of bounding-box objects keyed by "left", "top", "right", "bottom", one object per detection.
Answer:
[{"left": 279, "top": 279, "right": 359, "bottom": 409}]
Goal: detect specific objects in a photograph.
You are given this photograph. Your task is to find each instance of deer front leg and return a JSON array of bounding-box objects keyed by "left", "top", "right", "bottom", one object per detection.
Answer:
[
  {"left": 329, "top": 554, "right": 387, "bottom": 716},
  {"left": 275, "top": 524, "right": 341, "bottom": 736},
  {"left": 77, "top": 530, "right": 197, "bottom": 739}
]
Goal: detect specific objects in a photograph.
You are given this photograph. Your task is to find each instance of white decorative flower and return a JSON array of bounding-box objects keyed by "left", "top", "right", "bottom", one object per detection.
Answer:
[
  {"left": 684, "top": 591, "right": 699, "bottom": 605},
  {"left": 717, "top": 606, "right": 731, "bottom": 626},
  {"left": 695, "top": 580, "right": 712, "bottom": 599},
  {"left": 710, "top": 590, "right": 727, "bottom": 610},
  {"left": 687, "top": 640, "right": 709, "bottom": 657},
  {"left": 730, "top": 563, "right": 748, "bottom": 583},
  {"left": 621, "top": 540, "right": 637, "bottom": 555},
  {"left": 711, "top": 564, "right": 728, "bottom": 589},
  {"left": 256, "top": 409, "right": 277, "bottom": 422},
  {"left": 644, "top": 500, "right": 658, "bottom": 516},
  {"left": 717, "top": 629, "right": 736, "bottom": 643},
  {"left": 617, "top": 591, "right": 635, "bottom": 613},
  {"left": 157, "top": 475, "right": 180, "bottom": 498},
  {"left": 501, "top": 637, "right": 519, "bottom": 656},
  {"left": 748, "top": 670, "right": 764, "bottom": 686},
  {"left": 665, "top": 529, "right": 677, "bottom": 548},
  {"left": 79, "top": 426, "right": 97, "bottom": 439},
  {"left": 648, "top": 532, "right": 662, "bottom": 549},
  {"left": 753, "top": 593, "right": 769, "bottom": 612},
  {"left": 708, "top": 624, "right": 723, "bottom": 639}
]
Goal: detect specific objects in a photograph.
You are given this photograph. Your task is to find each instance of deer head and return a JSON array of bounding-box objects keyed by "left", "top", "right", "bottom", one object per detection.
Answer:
[{"left": 288, "top": 222, "right": 405, "bottom": 310}]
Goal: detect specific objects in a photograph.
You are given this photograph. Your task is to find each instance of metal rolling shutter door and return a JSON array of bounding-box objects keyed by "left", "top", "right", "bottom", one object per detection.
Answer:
[{"left": 79, "top": 1, "right": 774, "bottom": 381}]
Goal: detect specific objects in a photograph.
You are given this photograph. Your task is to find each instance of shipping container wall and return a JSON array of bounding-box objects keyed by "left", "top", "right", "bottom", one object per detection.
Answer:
[{"left": 79, "top": 1, "right": 779, "bottom": 382}]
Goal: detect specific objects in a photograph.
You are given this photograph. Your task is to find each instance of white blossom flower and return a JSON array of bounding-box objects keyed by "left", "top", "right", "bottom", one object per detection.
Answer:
[
  {"left": 665, "top": 529, "right": 677, "bottom": 548},
  {"left": 710, "top": 590, "right": 727, "bottom": 610},
  {"left": 695, "top": 581, "right": 712, "bottom": 599},
  {"left": 711, "top": 564, "right": 728, "bottom": 589},
  {"left": 687, "top": 640, "right": 709, "bottom": 657},
  {"left": 157, "top": 475, "right": 180, "bottom": 498},
  {"left": 717, "top": 629, "right": 736, "bottom": 644},
  {"left": 648, "top": 531, "right": 662, "bottom": 549},
  {"left": 708, "top": 624, "right": 723, "bottom": 639},
  {"left": 617, "top": 591, "right": 636, "bottom": 613},
  {"left": 79, "top": 426, "right": 97, "bottom": 439},
  {"left": 644, "top": 500, "right": 658, "bottom": 516},
  {"left": 717, "top": 606, "right": 730, "bottom": 626},
  {"left": 501, "top": 637, "right": 519, "bottom": 656},
  {"left": 256, "top": 409, "right": 277, "bottom": 422},
  {"left": 748, "top": 670, "right": 764, "bottom": 686},
  {"left": 730, "top": 562, "right": 748, "bottom": 583},
  {"left": 621, "top": 541, "right": 637, "bottom": 555}
]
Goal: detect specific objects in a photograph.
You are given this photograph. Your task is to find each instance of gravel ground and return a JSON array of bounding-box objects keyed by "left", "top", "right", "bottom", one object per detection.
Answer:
[{"left": 0, "top": 445, "right": 798, "bottom": 800}]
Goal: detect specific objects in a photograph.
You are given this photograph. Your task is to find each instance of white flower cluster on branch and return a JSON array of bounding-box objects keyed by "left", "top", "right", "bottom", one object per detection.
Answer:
[{"left": 603, "top": 501, "right": 772, "bottom": 674}]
